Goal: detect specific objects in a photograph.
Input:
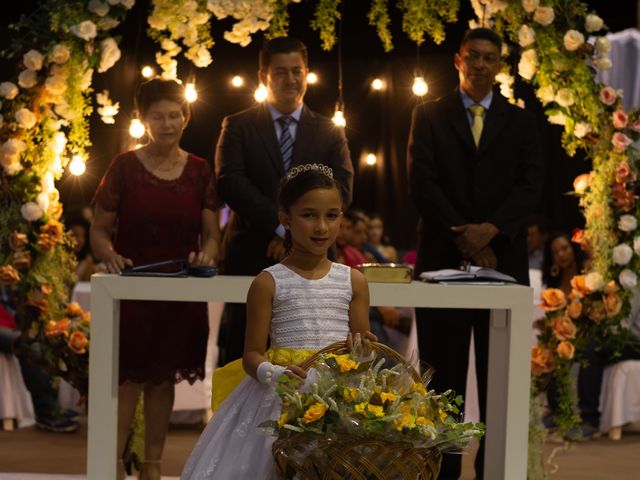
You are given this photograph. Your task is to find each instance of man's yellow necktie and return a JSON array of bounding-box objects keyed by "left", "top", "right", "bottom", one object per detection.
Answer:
[{"left": 469, "top": 105, "right": 484, "bottom": 147}]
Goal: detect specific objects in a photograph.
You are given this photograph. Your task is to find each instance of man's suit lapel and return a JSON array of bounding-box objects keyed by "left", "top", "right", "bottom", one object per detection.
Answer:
[
  {"left": 478, "top": 92, "right": 509, "bottom": 153},
  {"left": 445, "top": 91, "right": 476, "bottom": 154},
  {"left": 290, "top": 105, "right": 314, "bottom": 168},
  {"left": 254, "top": 105, "right": 285, "bottom": 174}
]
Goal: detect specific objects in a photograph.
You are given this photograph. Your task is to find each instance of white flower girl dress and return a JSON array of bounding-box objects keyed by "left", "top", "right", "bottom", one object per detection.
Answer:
[{"left": 181, "top": 262, "right": 352, "bottom": 479}]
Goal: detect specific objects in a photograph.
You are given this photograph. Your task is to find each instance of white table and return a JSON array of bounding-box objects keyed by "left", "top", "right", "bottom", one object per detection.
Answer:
[{"left": 88, "top": 274, "right": 532, "bottom": 480}]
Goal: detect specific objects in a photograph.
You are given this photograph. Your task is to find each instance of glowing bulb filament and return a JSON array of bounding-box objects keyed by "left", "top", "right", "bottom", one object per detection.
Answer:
[
  {"left": 231, "top": 75, "right": 244, "bottom": 87},
  {"left": 332, "top": 110, "right": 346, "bottom": 128},
  {"left": 69, "top": 155, "right": 86, "bottom": 176},
  {"left": 129, "top": 118, "right": 145, "bottom": 139},
  {"left": 371, "top": 78, "right": 384, "bottom": 91},
  {"left": 141, "top": 66, "right": 155, "bottom": 78},
  {"left": 254, "top": 84, "right": 268, "bottom": 103},
  {"left": 306, "top": 72, "right": 318, "bottom": 84},
  {"left": 365, "top": 153, "right": 377, "bottom": 166},
  {"left": 185, "top": 83, "right": 198, "bottom": 103},
  {"left": 412, "top": 76, "right": 428, "bottom": 97}
]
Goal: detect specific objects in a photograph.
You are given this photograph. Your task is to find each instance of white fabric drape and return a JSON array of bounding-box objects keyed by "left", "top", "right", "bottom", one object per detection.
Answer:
[{"left": 597, "top": 28, "right": 640, "bottom": 110}]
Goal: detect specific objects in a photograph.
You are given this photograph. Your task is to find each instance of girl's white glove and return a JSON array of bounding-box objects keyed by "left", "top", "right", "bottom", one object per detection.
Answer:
[{"left": 256, "top": 361, "right": 288, "bottom": 386}]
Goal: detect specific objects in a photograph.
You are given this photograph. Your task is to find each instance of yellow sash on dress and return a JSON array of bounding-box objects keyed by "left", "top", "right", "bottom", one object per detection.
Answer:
[{"left": 210, "top": 347, "right": 316, "bottom": 412}]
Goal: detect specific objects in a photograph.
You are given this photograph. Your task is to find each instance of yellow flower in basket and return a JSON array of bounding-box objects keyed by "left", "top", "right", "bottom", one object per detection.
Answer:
[
  {"left": 342, "top": 387, "right": 358, "bottom": 402},
  {"left": 439, "top": 408, "right": 448, "bottom": 422},
  {"left": 355, "top": 402, "right": 384, "bottom": 418},
  {"left": 416, "top": 416, "right": 435, "bottom": 428},
  {"left": 302, "top": 402, "right": 328, "bottom": 424},
  {"left": 394, "top": 413, "right": 416, "bottom": 431},
  {"left": 380, "top": 391, "right": 398, "bottom": 403},
  {"left": 412, "top": 382, "right": 427, "bottom": 396},
  {"left": 326, "top": 353, "right": 359, "bottom": 372}
]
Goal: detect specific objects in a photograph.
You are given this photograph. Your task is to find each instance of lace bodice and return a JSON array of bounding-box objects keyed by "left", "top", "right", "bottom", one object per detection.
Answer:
[{"left": 264, "top": 262, "right": 352, "bottom": 350}]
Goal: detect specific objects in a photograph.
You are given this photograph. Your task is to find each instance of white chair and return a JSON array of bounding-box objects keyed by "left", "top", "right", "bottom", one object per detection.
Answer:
[{"left": 599, "top": 360, "right": 640, "bottom": 439}]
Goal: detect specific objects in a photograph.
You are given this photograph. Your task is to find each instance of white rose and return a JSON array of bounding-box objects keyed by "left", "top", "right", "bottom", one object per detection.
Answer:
[
  {"left": 36, "top": 192, "right": 50, "bottom": 212},
  {"left": 563, "top": 30, "right": 585, "bottom": 51},
  {"left": 15, "top": 108, "right": 37, "bottom": 129},
  {"left": 41, "top": 172, "right": 55, "bottom": 194},
  {"left": 54, "top": 102, "right": 77, "bottom": 121},
  {"left": 1, "top": 156, "right": 22, "bottom": 175},
  {"left": 620, "top": 269, "right": 638, "bottom": 290},
  {"left": 80, "top": 68, "right": 94, "bottom": 90},
  {"left": 585, "top": 272, "right": 605, "bottom": 292},
  {"left": 45, "top": 75, "right": 67, "bottom": 96},
  {"left": 50, "top": 44, "right": 71, "bottom": 64},
  {"left": 533, "top": 6, "right": 555, "bottom": 26},
  {"left": 574, "top": 122, "right": 592, "bottom": 138},
  {"left": 633, "top": 237, "right": 640, "bottom": 255},
  {"left": 23, "top": 49, "right": 44, "bottom": 71},
  {"left": 20, "top": 202, "right": 44, "bottom": 222},
  {"left": 555, "top": 88, "right": 575, "bottom": 107},
  {"left": 593, "top": 56, "right": 612, "bottom": 71},
  {"left": 120, "top": 0, "right": 134, "bottom": 9},
  {"left": 547, "top": 111, "right": 567, "bottom": 126},
  {"left": 495, "top": 71, "right": 514, "bottom": 86},
  {"left": 518, "top": 25, "right": 536, "bottom": 47},
  {"left": 518, "top": 49, "right": 537, "bottom": 80},
  {"left": 2, "top": 138, "right": 27, "bottom": 157},
  {"left": 88, "top": 0, "right": 109, "bottom": 16},
  {"left": 522, "top": 0, "right": 539, "bottom": 13},
  {"left": 70, "top": 20, "right": 97, "bottom": 41},
  {"left": 612, "top": 244, "right": 633, "bottom": 265},
  {"left": 98, "top": 16, "right": 120, "bottom": 30},
  {"left": 619, "top": 215, "right": 638, "bottom": 232},
  {"left": 97, "top": 37, "right": 121, "bottom": 73},
  {"left": 585, "top": 14, "right": 604, "bottom": 33},
  {"left": 0, "top": 82, "right": 19, "bottom": 99},
  {"left": 52, "top": 131, "right": 67, "bottom": 155},
  {"left": 536, "top": 85, "right": 555, "bottom": 105},
  {"left": 595, "top": 37, "right": 611, "bottom": 53},
  {"left": 18, "top": 69, "right": 38, "bottom": 89}
]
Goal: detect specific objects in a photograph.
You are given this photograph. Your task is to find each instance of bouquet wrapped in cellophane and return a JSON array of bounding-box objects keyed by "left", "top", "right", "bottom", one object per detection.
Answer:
[{"left": 262, "top": 338, "right": 484, "bottom": 480}]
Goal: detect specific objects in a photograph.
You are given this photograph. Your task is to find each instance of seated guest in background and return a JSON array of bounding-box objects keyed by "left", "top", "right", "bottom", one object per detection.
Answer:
[
  {"left": 367, "top": 212, "right": 398, "bottom": 263},
  {"left": 527, "top": 214, "right": 549, "bottom": 270},
  {"left": 91, "top": 78, "right": 220, "bottom": 480},
  {"left": 65, "top": 214, "right": 97, "bottom": 282},
  {"left": 336, "top": 211, "right": 368, "bottom": 268},
  {"left": 541, "top": 231, "right": 586, "bottom": 295}
]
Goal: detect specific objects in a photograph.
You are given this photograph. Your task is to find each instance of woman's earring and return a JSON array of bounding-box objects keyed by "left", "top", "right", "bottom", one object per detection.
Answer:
[{"left": 550, "top": 264, "right": 560, "bottom": 277}]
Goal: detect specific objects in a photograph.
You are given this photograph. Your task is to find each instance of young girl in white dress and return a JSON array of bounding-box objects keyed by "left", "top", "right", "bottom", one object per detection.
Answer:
[{"left": 181, "top": 165, "right": 373, "bottom": 479}]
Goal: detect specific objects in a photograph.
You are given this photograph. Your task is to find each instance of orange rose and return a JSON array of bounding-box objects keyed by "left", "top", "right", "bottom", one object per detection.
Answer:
[
  {"left": 531, "top": 347, "right": 554, "bottom": 376},
  {"left": 40, "top": 219, "right": 63, "bottom": 240},
  {"left": 0, "top": 265, "right": 21, "bottom": 285},
  {"left": 82, "top": 312, "right": 91, "bottom": 324},
  {"left": 45, "top": 318, "right": 70, "bottom": 337},
  {"left": 556, "top": 341, "right": 575, "bottom": 360},
  {"left": 603, "top": 280, "right": 620, "bottom": 294},
  {"left": 49, "top": 202, "right": 63, "bottom": 220},
  {"left": 27, "top": 285, "right": 51, "bottom": 312},
  {"left": 540, "top": 288, "right": 567, "bottom": 312},
  {"left": 552, "top": 316, "right": 577, "bottom": 340},
  {"left": 587, "top": 300, "right": 606, "bottom": 322},
  {"left": 67, "top": 301, "right": 84, "bottom": 318},
  {"left": 570, "top": 275, "right": 590, "bottom": 297},
  {"left": 67, "top": 331, "right": 89, "bottom": 354},
  {"left": 11, "top": 249, "right": 32, "bottom": 269},
  {"left": 571, "top": 229, "right": 584, "bottom": 245},
  {"left": 604, "top": 293, "right": 622, "bottom": 317},
  {"left": 9, "top": 232, "right": 28, "bottom": 251},
  {"left": 573, "top": 173, "right": 591, "bottom": 195},
  {"left": 37, "top": 233, "right": 56, "bottom": 251},
  {"left": 566, "top": 301, "right": 582, "bottom": 319}
]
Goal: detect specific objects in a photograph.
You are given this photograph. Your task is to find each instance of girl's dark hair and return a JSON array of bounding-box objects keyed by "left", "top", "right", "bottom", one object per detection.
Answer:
[
  {"left": 135, "top": 78, "right": 189, "bottom": 118},
  {"left": 542, "top": 231, "right": 585, "bottom": 288},
  {"left": 278, "top": 168, "right": 341, "bottom": 213}
]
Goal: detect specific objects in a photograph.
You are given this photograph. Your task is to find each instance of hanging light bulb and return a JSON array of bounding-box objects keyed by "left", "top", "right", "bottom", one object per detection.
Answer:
[
  {"left": 332, "top": 104, "right": 346, "bottom": 128},
  {"left": 306, "top": 72, "right": 318, "bottom": 84},
  {"left": 231, "top": 75, "right": 244, "bottom": 88},
  {"left": 365, "top": 153, "right": 377, "bottom": 166},
  {"left": 129, "top": 117, "right": 145, "bottom": 139},
  {"left": 412, "top": 75, "right": 428, "bottom": 97},
  {"left": 141, "top": 66, "right": 155, "bottom": 78},
  {"left": 185, "top": 82, "right": 198, "bottom": 103},
  {"left": 254, "top": 84, "right": 268, "bottom": 103},
  {"left": 68, "top": 155, "right": 86, "bottom": 176},
  {"left": 371, "top": 78, "right": 385, "bottom": 91}
]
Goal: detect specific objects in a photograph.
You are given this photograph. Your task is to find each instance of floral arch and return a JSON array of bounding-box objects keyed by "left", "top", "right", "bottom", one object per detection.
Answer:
[{"left": 0, "top": 0, "right": 638, "bottom": 476}]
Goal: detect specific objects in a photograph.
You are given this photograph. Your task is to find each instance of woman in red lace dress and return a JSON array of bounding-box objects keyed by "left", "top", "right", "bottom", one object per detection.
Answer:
[{"left": 91, "top": 79, "right": 220, "bottom": 480}]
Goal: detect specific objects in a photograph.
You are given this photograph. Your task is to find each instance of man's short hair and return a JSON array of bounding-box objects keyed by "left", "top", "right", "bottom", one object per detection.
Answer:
[
  {"left": 259, "top": 36, "right": 308, "bottom": 70},
  {"left": 460, "top": 28, "right": 502, "bottom": 52}
]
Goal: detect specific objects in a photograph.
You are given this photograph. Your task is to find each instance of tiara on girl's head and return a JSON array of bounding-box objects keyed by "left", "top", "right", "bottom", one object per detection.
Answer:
[{"left": 286, "top": 163, "right": 334, "bottom": 180}]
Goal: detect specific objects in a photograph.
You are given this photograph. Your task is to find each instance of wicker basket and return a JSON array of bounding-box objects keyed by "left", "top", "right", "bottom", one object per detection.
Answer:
[{"left": 272, "top": 341, "right": 442, "bottom": 480}]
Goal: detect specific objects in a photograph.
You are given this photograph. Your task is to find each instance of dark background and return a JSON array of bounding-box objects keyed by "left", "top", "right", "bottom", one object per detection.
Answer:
[{"left": 2, "top": 1, "right": 638, "bottom": 251}]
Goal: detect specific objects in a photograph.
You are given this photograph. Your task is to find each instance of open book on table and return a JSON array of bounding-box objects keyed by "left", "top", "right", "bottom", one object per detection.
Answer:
[{"left": 419, "top": 266, "right": 517, "bottom": 284}]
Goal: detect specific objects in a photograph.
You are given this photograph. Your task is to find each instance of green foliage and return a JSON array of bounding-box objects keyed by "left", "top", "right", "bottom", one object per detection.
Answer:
[
  {"left": 268, "top": 0, "right": 293, "bottom": 39},
  {"left": 310, "top": 0, "right": 342, "bottom": 51},
  {"left": 397, "top": 0, "right": 459, "bottom": 45},
  {"left": 368, "top": 0, "right": 393, "bottom": 52}
]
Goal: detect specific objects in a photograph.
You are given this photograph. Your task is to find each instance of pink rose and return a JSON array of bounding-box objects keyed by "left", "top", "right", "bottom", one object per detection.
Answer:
[
  {"left": 612, "top": 132, "right": 633, "bottom": 153},
  {"left": 612, "top": 109, "right": 628, "bottom": 129},
  {"left": 631, "top": 119, "right": 640, "bottom": 132},
  {"left": 599, "top": 86, "right": 617, "bottom": 106}
]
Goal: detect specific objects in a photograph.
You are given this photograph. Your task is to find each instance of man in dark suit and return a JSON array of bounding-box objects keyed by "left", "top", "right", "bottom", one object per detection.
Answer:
[
  {"left": 216, "top": 37, "right": 353, "bottom": 365},
  {"left": 407, "top": 28, "right": 542, "bottom": 479}
]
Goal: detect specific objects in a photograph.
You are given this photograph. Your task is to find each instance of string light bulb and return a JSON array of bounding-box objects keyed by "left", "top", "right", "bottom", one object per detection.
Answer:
[
  {"left": 371, "top": 78, "right": 385, "bottom": 91},
  {"left": 332, "top": 106, "right": 346, "bottom": 128},
  {"left": 185, "top": 82, "right": 198, "bottom": 103},
  {"left": 68, "top": 155, "right": 86, "bottom": 176},
  {"left": 412, "top": 75, "right": 428, "bottom": 97},
  {"left": 254, "top": 84, "right": 268, "bottom": 103},
  {"left": 129, "top": 117, "right": 145, "bottom": 139},
  {"left": 365, "top": 153, "right": 377, "bottom": 166},
  {"left": 231, "top": 75, "right": 244, "bottom": 87},
  {"left": 141, "top": 66, "right": 155, "bottom": 78},
  {"left": 306, "top": 72, "right": 318, "bottom": 84}
]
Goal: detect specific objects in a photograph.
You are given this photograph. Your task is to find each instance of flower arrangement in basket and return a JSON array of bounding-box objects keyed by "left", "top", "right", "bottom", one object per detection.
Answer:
[{"left": 261, "top": 338, "right": 484, "bottom": 480}]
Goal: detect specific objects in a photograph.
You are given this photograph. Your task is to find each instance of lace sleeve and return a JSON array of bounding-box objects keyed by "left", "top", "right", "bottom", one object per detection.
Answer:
[{"left": 92, "top": 153, "right": 127, "bottom": 212}]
